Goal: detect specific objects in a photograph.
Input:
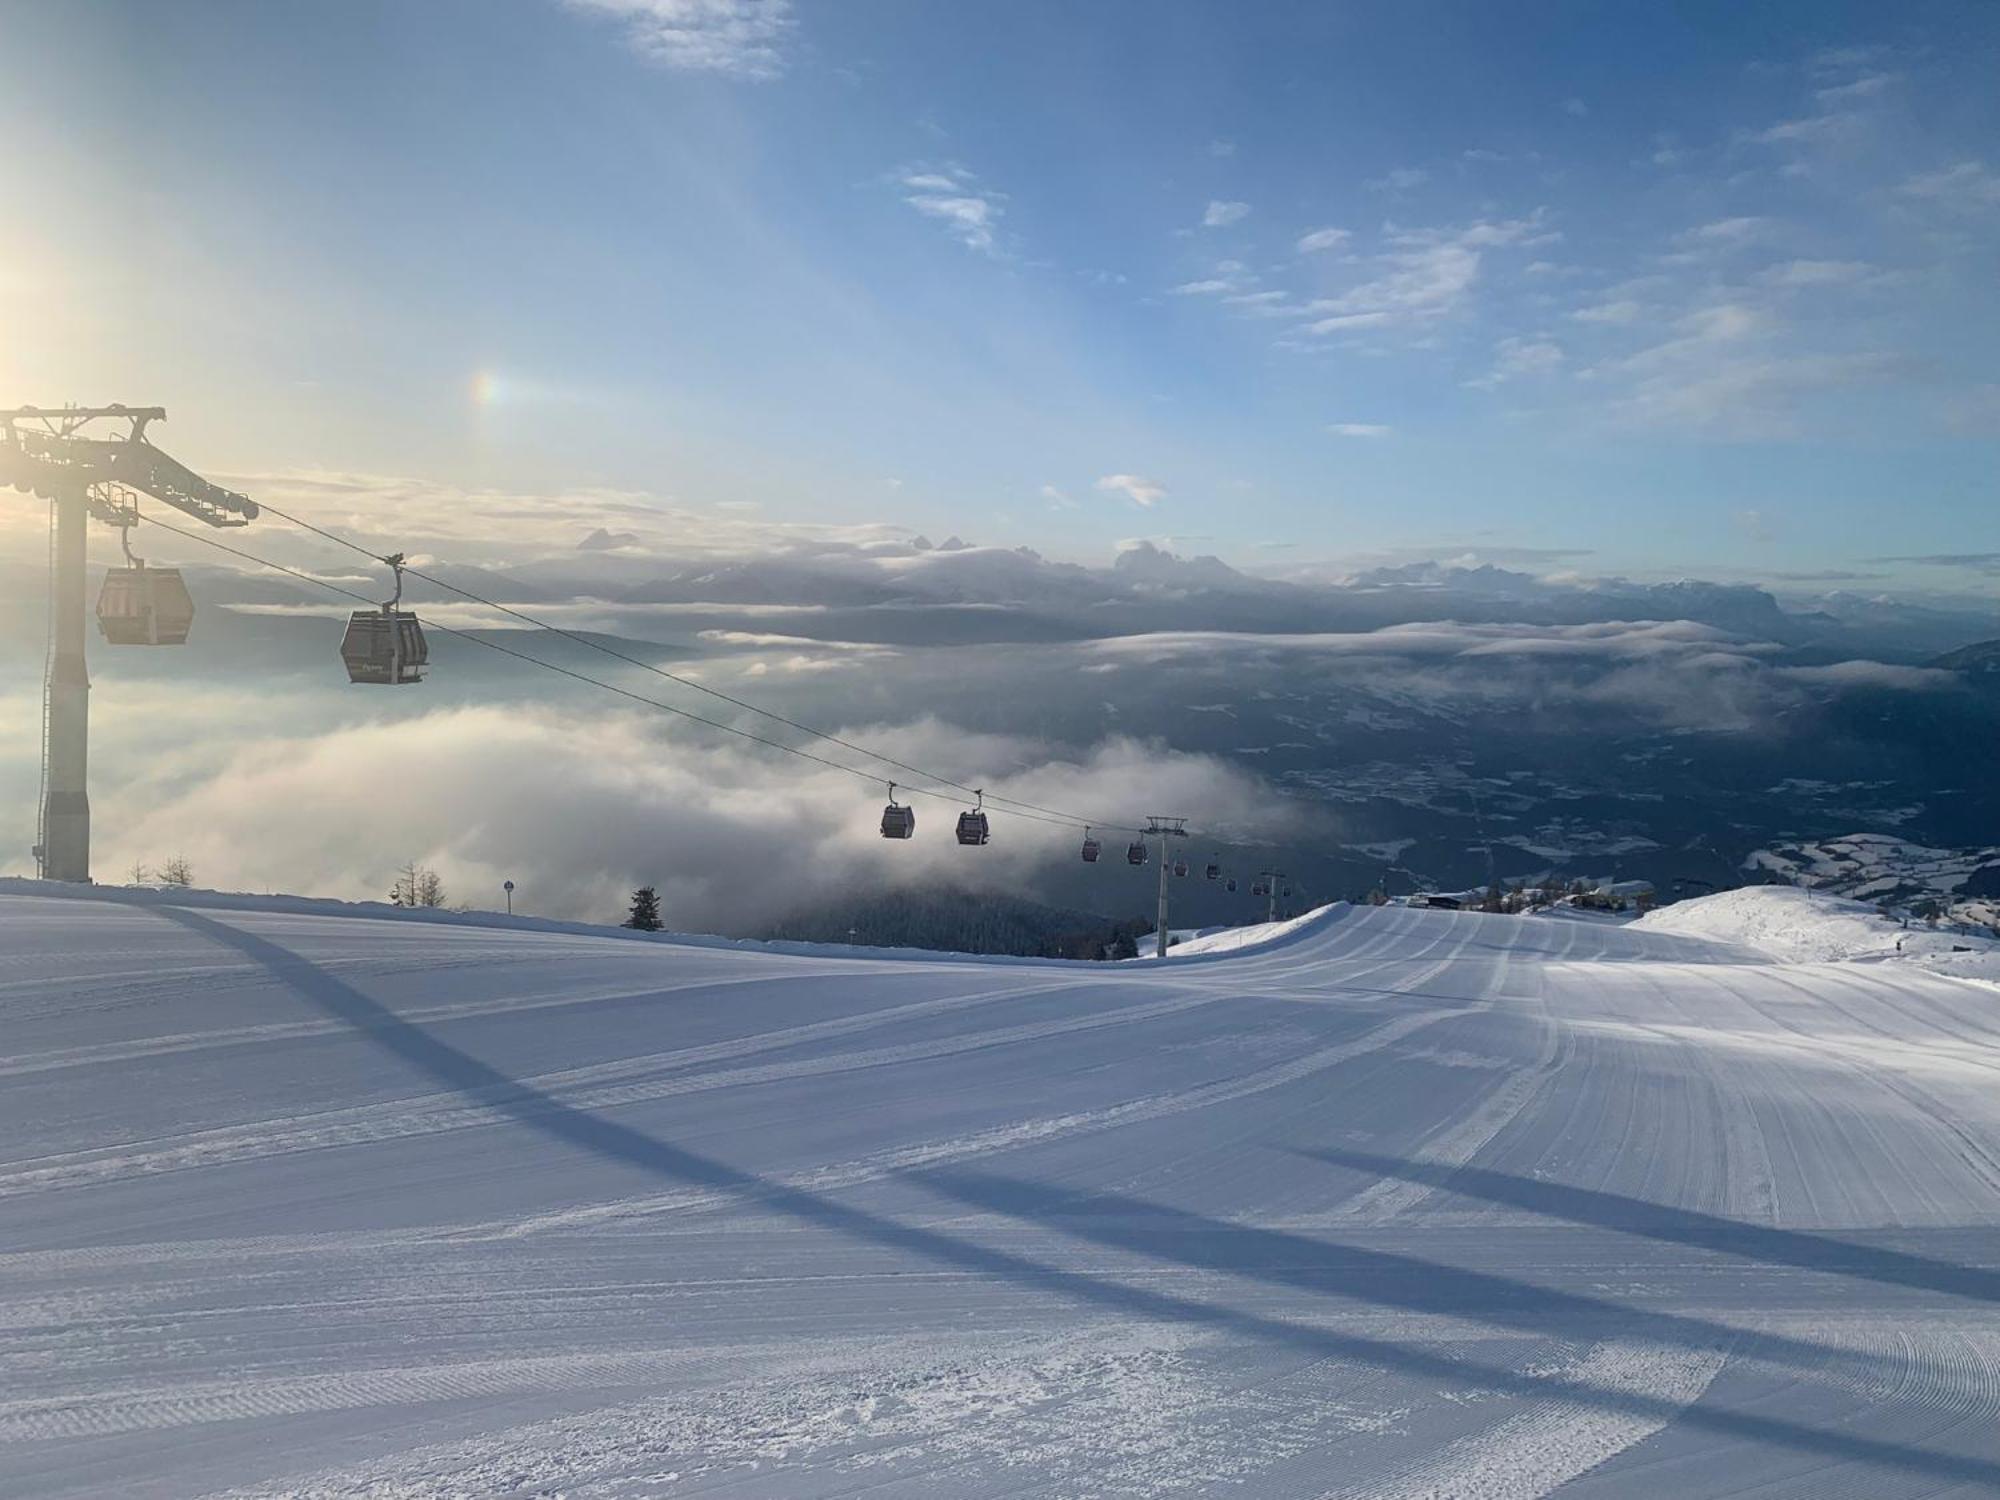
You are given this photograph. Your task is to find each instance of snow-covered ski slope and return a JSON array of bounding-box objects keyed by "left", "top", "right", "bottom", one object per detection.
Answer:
[{"left": 5, "top": 887, "right": 2000, "bottom": 1499}]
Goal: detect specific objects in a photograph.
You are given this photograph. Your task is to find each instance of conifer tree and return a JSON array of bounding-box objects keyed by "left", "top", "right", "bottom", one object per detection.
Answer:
[{"left": 625, "top": 885, "right": 664, "bottom": 932}]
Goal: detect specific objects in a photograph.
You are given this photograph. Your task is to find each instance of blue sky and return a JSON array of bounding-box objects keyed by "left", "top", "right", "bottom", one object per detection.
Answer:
[{"left": 1, "top": 0, "right": 1996, "bottom": 582}]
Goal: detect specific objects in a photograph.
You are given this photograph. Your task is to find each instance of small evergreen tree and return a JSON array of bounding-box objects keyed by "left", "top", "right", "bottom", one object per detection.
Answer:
[{"left": 625, "top": 885, "right": 664, "bottom": 931}]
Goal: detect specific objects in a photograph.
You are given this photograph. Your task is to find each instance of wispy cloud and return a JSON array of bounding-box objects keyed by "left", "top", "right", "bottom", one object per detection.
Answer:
[
  {"left": 1364, "top": 167, "right": 1429, "bottom": 192},
  {"left": 1901, "top": 160, "right": 2000, "bottom": 209},
  {"left": 1466, "top": 336, "right": 1565, "bottom": 390},
  {"left": 1570, "top": 298, "right": 1644, "bottom": 325},
  {"left": 1681, "top": 216, "right": 1773, "bottom": 246},
  {"left": 1872, "top": 551, "right": 2000, "bottom": 574},
  {"left": 1759, "top": 258, "right": 1871, "bottom": 288},
  {"left": 1222, "top": 289, "right": 1294, "bottom": 314},
  {"left": 898, "top": 165, "right": 1006, "bottom": 254},
  {"left": 1303, "top": 241, "right": 1478, "bottom": 329},
  {"left": 1616, "top": 347, "right": 1905, "bottom": 436},
  {"left": 1168, "top": 260, "right": 1311, "bottom": 319},
  {"left": 562, "top": 0, "right": 795, "bottom": 80},
  {"left": 1327, "top": 423, "right": 1393, "bottom": 438},
  {"left": 1301, "top": 311, "right": 1396, "bottom": 334},
  {"left": 1816, "top": 71, "right": 1898, "bottom": 106},
  {"left": 1744, "top": 52, "right": 1896, "bottom": 158},
  {"left": 1750, "top": 112, "right": 1856, "bottom": 147},
  {"left": 1295, "top": 226, "right": 1351, "bottom": 254},
  {"left": 1298, "top": 211, "right": 1554, "bottom": 337},
  {"left": 1095, "top": 473, "right": 1167, "bottom": 507},
  {"left": 1807, "top": 44, "right": 1889, "bottom": 76},
  {"left": 1202, "top": 199, "right": 1251, "bottom": 228}
]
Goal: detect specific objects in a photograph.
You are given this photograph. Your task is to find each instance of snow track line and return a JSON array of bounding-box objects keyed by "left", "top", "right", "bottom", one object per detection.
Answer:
[
  {"left": 1353, "top": 1337, "right": 1730, "bottom": 1499},
  {"left": 503, "top": 954, "right": 1475, "bottom": 1236},
  {"left": 1312, "top": 920, "right": 1605, "bottom": 1228},
  {"left": 1625, "top": 962, "right": 1784, "bottom": 1227},
  {"left": 0, "top": 926, "right": 1463, "bottom": 1263},
  {"left": 0, "top": 983, "right": 1256, "bottom": 1199},
  {"left": 0, "top": 964, "right": 932, "bottom": 1079},
  {"left": 1750, "top": 967, "right": 2000, "bottom": 1211},
  {"left": 0, "top": 1348, "right": 714, "bottom": 1443},
  {"left": 0, "top": 908, "right": 1463, "bottom": 1204},
  {"left": 1690, "top": 965, "right": 2000, "bottom": 1216},
  {"left": 1322, "top": 924, "right": 1571, "bottom": 1226},
  {"left": 22, "top": 894, "right": 2000, "bottom": 1496},
  {"left": 186, "top": 1326, "right": 1239, "bottom": 1500},
  {"left": 1337, "top": 1006, "right": 1570, "bottom": 1227}
]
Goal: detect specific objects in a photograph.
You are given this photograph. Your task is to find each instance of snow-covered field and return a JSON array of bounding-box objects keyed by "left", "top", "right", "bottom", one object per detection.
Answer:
[
  {"left": 5, "top": 884, "right": 2000, "bottom": 1498},
  {"left": 1637, "top": 884, "right": 2000, "bottom": 983},
  {"left": 1745, "top": 833, "right": 2000, "bottom": 932}
]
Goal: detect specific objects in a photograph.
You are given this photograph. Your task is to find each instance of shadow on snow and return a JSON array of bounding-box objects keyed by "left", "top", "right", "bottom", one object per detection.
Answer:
[
  {"left": 1305, "top": 1147, "right": 2000, "bottom": 1306},
  {"left": 152, "top": 903, "right": 2000, "bottom": 1488}
]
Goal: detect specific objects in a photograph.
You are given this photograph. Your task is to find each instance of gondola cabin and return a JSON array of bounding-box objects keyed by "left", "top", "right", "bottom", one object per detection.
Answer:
[
  {"left": 880, "top": 801, "right": 915, "bottom": 839},
  {"left": 1126, "top": 840, "right": 1148, "bottom": 866},
  {"left": 955, "top": 809, "right": 990, "bottom": 845},
  {"left": 1081, "top": 833, "right": 1101, "bottom": 862},
  {"left": 340, "top": 606, "right": 428, "bottom": 685},
  {"left": 96, "top": 564, "right": 194, "bottom": 646}
]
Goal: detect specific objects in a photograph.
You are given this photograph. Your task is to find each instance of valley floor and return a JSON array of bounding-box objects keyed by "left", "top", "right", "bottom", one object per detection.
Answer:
[{"left": 3, "top": 889, "right": 2000, "bottom": 1497}]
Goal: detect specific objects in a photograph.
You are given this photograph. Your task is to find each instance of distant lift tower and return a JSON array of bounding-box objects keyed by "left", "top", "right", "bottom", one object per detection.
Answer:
[
  {"left": 1261, "top": 871, "right": 1286, "bottom": 925},
  {"left": 0, "top": 407, "right": 257, "bottom": 883},
  {"left": 1147, "top": 815, "right": 1189, "bottom": 959}
]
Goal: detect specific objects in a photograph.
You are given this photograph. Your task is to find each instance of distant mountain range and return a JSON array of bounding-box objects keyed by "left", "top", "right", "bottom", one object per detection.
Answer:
[
  {"left": 1929, "top": 637, "right": 2000, "bottom": 682},
  {"left": 3, "top": 541, "right": 1996, "bottom": 925}
]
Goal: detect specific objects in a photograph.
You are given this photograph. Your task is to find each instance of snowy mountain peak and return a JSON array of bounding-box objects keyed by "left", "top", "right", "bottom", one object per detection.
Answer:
[{"left": 1111, "top": 540, "right": 1247, "bottom": 587}]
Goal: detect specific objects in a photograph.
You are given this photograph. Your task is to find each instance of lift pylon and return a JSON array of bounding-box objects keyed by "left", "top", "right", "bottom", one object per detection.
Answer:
[
  {"left": 1146, "top": 815, "right": 1190, "bottom": 959},
  {"left": 1258, "top": 869, "right": 1286, "bottom": 925},
  {"left": 1, "top": 407, "right": 257, "bottom": 883}
]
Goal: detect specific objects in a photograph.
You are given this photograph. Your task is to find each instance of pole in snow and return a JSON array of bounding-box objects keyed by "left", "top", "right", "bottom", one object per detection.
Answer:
[
  {"left": 1260, "top": 870, "right": 1284, "bottom": 925},
  {"left": 1147, "top": 816, "right": 1189, "bottom": 958},
  {"left": 6, "top": 406, "right": 256, "bottom": 884},
  {"left": 503, "top": 879, "right": 515, "bottom": 915},
  {"left": 41, "top": 481, "right": 90, "bottom": 882}
]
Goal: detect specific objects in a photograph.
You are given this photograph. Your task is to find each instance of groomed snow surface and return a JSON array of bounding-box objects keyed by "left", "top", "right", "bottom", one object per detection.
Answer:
[
  {"left": 1636, "top": 884, "right": 2000, "bottom": 982},
  {"left": 5, "top": 884, "right": 2000, "bottom": 1498}
]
